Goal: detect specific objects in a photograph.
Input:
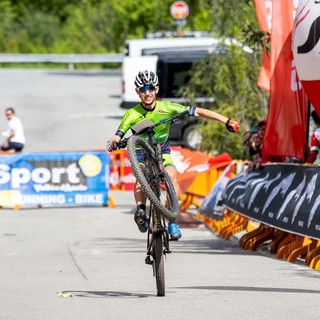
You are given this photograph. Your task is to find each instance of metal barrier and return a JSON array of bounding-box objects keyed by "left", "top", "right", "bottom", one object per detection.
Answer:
[{"left": 0, "top": 53, "right": 124, "bottom": 69}]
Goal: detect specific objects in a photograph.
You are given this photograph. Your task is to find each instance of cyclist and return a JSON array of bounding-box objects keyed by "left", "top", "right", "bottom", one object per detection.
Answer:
[{"left": 107, "top": 70, "right": 239, "bottom": 240}]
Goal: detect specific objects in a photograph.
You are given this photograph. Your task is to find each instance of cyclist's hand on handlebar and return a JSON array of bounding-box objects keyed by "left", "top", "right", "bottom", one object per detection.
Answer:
[
  {"left": 225, "top": 119, "right": 240, "bottom": 132},
  {"left": 106, "top": 140, "right": 118, "bottom": 152}
]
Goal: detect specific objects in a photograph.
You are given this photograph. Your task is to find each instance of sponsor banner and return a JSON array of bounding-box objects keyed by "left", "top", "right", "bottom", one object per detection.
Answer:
[
  {"left": 109, "top": 150, "right": 135, "bottom": 191},
  {"left": 222, "top": 164, "right": 320, "bottom": 240},
  {"left": 171, "top": 147, "right": 232, "bottom": 193},
  {"left": 199, "top": 162, "right": 234, "bottom": 220},
  {"left": 262, "top": 0, "right": 309, "bottom": 162},
  {"left": 109, "top": 147, "right": 232, "bottom": 193},
  {"left": 0, "top": 151, "right": 110, "bottom": 207}
]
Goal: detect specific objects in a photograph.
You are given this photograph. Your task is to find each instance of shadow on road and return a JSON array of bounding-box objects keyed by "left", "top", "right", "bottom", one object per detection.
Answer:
[
  {"left": 174, "top": 285, "right": 320, "bottom": 294},
  {"left": 61, "top": 290, "right": 152, "bottom": 299}
]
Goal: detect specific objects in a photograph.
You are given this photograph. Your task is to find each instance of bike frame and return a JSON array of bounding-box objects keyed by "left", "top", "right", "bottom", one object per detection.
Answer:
[{"left": 115, "top": 110, "right": 189, "bottom": 296}]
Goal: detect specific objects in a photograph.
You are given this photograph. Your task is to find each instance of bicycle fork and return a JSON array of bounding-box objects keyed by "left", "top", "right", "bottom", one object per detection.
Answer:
[{"left": 145, "top": 208, "right": 170, "bottom": 266}]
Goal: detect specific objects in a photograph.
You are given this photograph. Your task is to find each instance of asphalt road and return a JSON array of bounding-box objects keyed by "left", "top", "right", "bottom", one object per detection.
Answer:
[
  {"left": 0, "top": 69, "right": 319, "bottom": 320},
  {"left": 0, "top": 68, "right": 124, "bottom": 152}
]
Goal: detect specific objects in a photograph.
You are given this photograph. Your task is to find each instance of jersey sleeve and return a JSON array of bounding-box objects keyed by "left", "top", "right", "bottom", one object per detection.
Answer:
[
  {"left": 166, "top": 102, "right": 195, "bottom": 116},
  {"left": 116, "top": 110, "right": 135, "bottom": 138}
]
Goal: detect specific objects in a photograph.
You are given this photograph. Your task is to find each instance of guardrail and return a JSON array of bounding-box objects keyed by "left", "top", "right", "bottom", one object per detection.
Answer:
[{"left": 0, "top": 53, "right": 124, "bottom": 69}]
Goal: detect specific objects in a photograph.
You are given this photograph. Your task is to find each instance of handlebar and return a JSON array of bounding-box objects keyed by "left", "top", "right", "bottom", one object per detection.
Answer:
[
  {"left": 113, "top": 110, "right": 190, "bottom": 150},
  {"left": 156, "top": 110, "right": 189, "bottom": 126}
]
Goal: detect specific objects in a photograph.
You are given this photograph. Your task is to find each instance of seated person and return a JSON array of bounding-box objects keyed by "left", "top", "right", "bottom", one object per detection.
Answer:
[{"left": 1, "top": 107, "right": 25, "bottom": 152}]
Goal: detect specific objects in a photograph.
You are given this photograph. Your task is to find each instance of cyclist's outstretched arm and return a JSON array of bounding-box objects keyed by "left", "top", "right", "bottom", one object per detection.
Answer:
[{"left": 194, "top": 107, "right": 240, "bottom": 132}]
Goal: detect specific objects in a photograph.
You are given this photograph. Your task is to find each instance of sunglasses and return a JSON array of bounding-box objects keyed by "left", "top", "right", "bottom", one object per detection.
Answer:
[{"left": 139, "top": 85, "right": 156, "bottom": 93}]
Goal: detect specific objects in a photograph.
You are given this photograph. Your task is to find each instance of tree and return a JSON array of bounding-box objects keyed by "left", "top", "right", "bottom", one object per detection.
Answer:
[
  {"left": 179, "top": 0, "right": 268, "bottom": 159},
  {"left": 0, "top": 0, "right": 16, "bottom": 52},
  {"left": 181, "top": 45, "right": 267, "bottom": 159},
  {"left": 0, "top": 0, "right": 268, "bottom": 159}
]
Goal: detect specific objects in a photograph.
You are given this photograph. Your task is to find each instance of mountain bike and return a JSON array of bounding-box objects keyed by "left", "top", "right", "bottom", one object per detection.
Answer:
[{"left": 116, "top": 110, "right": 189, "bottom": 296}]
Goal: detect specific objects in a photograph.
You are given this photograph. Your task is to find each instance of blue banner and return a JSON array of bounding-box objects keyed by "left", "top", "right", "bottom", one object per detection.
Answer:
[{"left": 0, "top": 151, "right": 110, "bottom": 207}]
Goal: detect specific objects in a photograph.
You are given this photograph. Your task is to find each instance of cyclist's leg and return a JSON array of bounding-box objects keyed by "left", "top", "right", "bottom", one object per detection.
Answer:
[
  {"left": 162, "top": 154, "right": 180, "bottom": 197},
  {"left": 162, "top": 153, "right": 182, "bottom": 239},
  {"left": 133, "top": 150, "right": 148, "bottom": 232},
  {"left": 134, "top": 172, "right": 147, "bottom": 206},
  {"left": 134, "top": 149, "right": 147, "bottom": 205}
]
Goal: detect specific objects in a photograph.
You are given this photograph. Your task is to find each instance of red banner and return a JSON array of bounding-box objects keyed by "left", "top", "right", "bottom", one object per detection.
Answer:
[
  {"left": 109, "top": 148, "right": 232, "bottom": 193},
  {"left": 171, "top": 147, "right": 232, "bottom": 193},
  {"left": 262, "top": 0, "right": 309, "bottom": 163},
  {"left": 254, "top": 0, "right": 272, "bottom": 91}
]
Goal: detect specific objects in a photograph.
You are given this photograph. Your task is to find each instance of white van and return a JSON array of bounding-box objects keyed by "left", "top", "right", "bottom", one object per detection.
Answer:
[{"left": 120, "top": 33, "right": 218, "bottom": 109}]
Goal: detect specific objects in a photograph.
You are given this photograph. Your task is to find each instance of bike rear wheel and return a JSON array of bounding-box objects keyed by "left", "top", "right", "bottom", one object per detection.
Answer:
[{"left": 127, "top": 135, "right": 179, "bottom": 221}]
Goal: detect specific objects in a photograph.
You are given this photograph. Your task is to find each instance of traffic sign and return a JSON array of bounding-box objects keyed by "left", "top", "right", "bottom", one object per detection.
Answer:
[{"left": 170, "top": 1, "right": 189, "bottom": 20}]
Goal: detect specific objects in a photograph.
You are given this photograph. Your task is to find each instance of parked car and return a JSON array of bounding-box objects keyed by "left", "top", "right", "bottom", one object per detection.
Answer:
[{"left": 155, "top": 50, "right": 214, "bottom": 149}]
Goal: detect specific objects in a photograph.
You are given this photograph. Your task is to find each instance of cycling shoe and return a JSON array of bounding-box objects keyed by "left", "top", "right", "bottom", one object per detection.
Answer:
[
  {"left": 168, "top": 222, "right": 182, "bottom": 240},
  {"left": 134, "top": 208, "right": 148, "bottom": 233}
]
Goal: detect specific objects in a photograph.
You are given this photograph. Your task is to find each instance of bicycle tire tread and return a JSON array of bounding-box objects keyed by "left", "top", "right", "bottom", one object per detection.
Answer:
[
  {"left": 127, "top": 136, "right": 179, "bottom": 221},
  {"left": 154, "top": 234, "right": 165, "bottom": 296}
]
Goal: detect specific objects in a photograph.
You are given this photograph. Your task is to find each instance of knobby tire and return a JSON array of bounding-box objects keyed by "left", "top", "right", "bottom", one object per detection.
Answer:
[
  {"left": 127, "top": 135, "right": 179, "bottom": 221},
  {"left": 154, "top": 233, "right": 165, "bottom": 296}
]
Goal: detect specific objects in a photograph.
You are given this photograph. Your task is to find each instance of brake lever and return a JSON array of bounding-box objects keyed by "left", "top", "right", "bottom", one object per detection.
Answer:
[{"left": 117, "top": 140, "right": 128, "bottom": 149}]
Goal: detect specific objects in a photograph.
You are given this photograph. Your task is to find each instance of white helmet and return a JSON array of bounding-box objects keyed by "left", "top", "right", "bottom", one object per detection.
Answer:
[{"left": 134, "top": 70, "right": 159, "bottom": 88}]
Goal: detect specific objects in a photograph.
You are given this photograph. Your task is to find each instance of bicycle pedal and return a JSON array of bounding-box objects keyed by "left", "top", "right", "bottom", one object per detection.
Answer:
[{"left": 145, "top": 255, "right": 153, "bottom": 265}]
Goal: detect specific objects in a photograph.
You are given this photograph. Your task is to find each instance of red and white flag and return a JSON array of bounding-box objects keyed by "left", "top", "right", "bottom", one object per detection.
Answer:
[
  {"left": 254, "top": 0, "right": 272, "bottom": 91},
  {"left": 262, "top": 0, "right": 309, "bottom": 163}
]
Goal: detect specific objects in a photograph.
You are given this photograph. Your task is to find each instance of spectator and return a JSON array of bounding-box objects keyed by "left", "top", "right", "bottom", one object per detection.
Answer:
[
  {"left": 249, "top": 128, "right": 262, "bottom": 161},
  {"left": 257, "top": 119, "right": 267, "bottom": 140},
  {"left": 307, "top": 109, "right": 320, "bottom": 164},
  {"left": 1, "top": 107, "right": 25, "bottom": 152},
  {"left": 246, "top": 120, "right": 267, "bottom": 170},
  {"left": 242, "top": 131, "right": 252, "bottom": 150}
]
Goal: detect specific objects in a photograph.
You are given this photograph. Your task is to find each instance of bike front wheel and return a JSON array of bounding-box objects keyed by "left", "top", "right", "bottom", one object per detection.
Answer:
[
  {"left": 127, "top": 136, "right": 179, "bottom": 221},
  {"left": 153, "top": 233, "right": 165, "bottom": 296}
]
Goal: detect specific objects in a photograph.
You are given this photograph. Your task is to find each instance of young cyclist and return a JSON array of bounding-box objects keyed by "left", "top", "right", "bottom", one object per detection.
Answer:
[{"left": 107, "top": 70, "right": 239, "bottom": 240}]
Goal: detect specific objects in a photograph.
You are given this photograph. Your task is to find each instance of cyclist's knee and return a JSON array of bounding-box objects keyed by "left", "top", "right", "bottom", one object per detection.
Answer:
[{"left": 165, "top": 165, "right": 176, "bottom": 178}]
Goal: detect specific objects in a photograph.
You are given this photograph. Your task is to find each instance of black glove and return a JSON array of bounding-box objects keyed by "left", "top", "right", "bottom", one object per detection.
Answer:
[
  {"left": 106, "top": 140, "right": 118, "bottom": 152},
  {"left": 225, "top": 118, "right": 238, "bottom": 132}
]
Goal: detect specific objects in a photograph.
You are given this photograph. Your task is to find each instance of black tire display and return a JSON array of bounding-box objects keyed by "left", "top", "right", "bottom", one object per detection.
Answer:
[
  {"left": 154, "top": 233, "right": 165, "bottom": 296},
  {"left": 127, "top": 135, "right": 179, "bottom": 221}
]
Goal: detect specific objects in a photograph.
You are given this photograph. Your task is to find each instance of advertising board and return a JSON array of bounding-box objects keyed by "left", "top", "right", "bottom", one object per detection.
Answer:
[{"left": 0, "top": 151, "right": 110, "bottom": 207}]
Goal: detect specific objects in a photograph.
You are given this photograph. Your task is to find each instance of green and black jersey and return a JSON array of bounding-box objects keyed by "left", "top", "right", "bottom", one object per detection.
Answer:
[{"left": 115, "top": 100, "right": 195, "bottom": 144}]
